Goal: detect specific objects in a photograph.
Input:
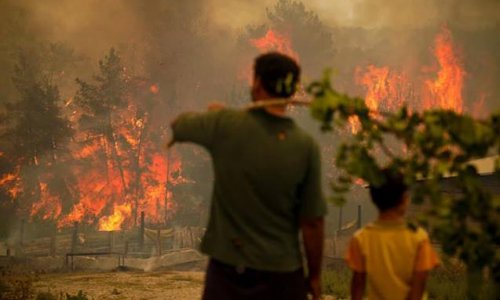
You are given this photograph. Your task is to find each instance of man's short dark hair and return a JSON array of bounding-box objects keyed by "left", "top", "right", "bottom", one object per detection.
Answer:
[
  {"left": 369, "top": 169, "right": 408, "bottom": 212},
  {"left": 254, "top": 52, "right": 300, "bottom": 98}
]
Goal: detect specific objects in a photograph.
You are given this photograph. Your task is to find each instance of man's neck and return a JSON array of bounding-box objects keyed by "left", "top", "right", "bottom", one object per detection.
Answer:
[
  {"left": 253, "top": 97, "right": 288, "bottom": 117},
  {"left": 264, "top": 105, "right": 287, "bottom": 117}
]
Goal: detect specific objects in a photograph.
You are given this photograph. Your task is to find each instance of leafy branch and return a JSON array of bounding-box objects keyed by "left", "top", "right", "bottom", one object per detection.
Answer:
[{"left": 306, "top": 70, "right": 500, "bottom": 297}]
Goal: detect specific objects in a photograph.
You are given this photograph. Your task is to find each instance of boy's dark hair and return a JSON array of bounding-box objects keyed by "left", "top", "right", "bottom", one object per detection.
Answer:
[
  {"left": 254, "top": 52, "right": 300, "bottom": 98},
  {"left": 369, "top": 169, "right": 408, "bottom": 212}
]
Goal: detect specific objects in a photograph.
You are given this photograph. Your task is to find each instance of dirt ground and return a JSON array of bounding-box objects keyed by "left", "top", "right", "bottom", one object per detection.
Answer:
[
  {"left": 34, "top": 271, "right": 205, "bottom": 300},
  {"left": 34, "top": 271, "right": 337, "bottom": 300}
]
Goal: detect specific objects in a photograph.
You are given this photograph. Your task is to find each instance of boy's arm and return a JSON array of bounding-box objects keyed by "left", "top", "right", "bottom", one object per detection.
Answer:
[
  {"left": 351, "top": 271, "right": 366, "bottom": 300},
  {"left": 346, "top": 237, "right": 366, "bottom": 300},
  {"left": 406, "top": 271, "right": 429, "bottom": 300},
  {"left": 301, "top": 217, "right": 324, "bottom": 300},
  {"left": 407, "top": 234, "right": 439, "bottom": 300}
]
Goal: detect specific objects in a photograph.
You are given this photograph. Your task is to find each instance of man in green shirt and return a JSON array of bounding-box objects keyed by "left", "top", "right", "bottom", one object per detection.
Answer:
[{"left": 171, "top": 52, "right": 326, "bottom": 300}]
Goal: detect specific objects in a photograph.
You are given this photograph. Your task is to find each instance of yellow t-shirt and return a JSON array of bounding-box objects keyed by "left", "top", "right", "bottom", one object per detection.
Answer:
[{"left": 345, "top": 220, "right": 440, "bottom": 300}]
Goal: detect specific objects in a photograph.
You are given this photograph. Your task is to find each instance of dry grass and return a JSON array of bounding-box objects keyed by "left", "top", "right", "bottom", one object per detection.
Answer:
[{"left": 33, "top": 271, "right": 204, "bottom": 300}]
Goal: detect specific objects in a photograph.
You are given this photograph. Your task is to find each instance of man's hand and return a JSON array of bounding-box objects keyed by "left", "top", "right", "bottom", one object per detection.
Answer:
[
  {"left": 208, "top": 102, "right": 225, "bottom": 111},
  {"left": 308, "top": 275, "right": 321, "bottom": 300}
]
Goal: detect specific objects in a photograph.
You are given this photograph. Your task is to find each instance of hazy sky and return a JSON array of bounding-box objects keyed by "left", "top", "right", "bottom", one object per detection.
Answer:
[
  {"left": 19, "top": 0, "right": 500, "bottom": 58},
  {"left": 209, "top": 0, "right": 500, "bottom": 30}
]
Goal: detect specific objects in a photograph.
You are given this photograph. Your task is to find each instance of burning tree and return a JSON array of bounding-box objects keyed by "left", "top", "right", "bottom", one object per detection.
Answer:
[
  {"left": 58, "top": 48, "right": 186, "bottom": 231},
  {"left": 0, "top": 46, "right": 74, "bottom": 233}
]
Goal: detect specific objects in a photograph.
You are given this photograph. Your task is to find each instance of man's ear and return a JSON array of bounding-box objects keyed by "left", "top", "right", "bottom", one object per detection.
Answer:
[
  {"left": 253, "top": 76, "right": 262, "bottom": 89},
  {"left": 251, "top": 76, "right": 262, "bottom": 101}
]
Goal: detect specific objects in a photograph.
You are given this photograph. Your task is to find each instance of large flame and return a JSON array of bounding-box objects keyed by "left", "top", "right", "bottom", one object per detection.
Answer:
[
  {"left": 423, "top": 26, "right": 465, "bottom": 112},
  {"left": 356, "top": 26, "right": 466, "bottom": 120}
]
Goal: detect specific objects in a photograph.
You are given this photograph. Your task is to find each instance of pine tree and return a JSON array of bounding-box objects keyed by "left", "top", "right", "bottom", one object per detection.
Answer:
[{"left": 0, "top": 47, "right": 73, "bottom": 224}]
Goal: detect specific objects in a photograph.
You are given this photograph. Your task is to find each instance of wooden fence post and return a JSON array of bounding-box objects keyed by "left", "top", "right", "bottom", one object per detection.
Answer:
[
  {"left": 156, "top": 229, "right": 162, "bottom": 256},
  {"left": 139, "top": 212, "right": 145, "bottom": 251},
  {"left": 71, "top": 222, "right": 78, "bottom": 253},
  {"left": 108, "top": 231, "right": 115, "bottom": 252},
  {"left": 357, "top": 205, "right": 362, "bottom": 229},
  {"left": 50, "top": 234, "right": 56, "bottom": 257}
]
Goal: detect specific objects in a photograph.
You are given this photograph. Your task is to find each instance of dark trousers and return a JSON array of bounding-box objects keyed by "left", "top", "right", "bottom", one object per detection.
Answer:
[{"left": 202, "top": 259, "right": 308, "bottom": 300}]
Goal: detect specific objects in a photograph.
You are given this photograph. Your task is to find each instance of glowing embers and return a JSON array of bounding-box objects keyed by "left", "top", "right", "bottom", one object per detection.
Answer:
[{"left": 250, "top": 29, "right": 299, "bottom": 61}]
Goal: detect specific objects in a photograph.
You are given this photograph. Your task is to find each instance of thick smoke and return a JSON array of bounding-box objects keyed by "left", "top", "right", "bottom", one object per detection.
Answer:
[{"left": 0, "top": 0, "right": 499, "bottom": 239}]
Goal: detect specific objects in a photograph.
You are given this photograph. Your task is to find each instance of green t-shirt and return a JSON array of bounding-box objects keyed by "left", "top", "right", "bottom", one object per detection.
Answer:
[{"left": 172, "top": 108, "right": 326, "bottom": 271}]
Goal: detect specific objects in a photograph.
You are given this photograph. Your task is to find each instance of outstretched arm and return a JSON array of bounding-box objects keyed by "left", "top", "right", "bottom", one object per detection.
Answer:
[
  {"left": 301, "top": 217, "right": 324, "bottom": 300},
  {"left": 170, "top": 110, "right": 221, "bottom": 150}
]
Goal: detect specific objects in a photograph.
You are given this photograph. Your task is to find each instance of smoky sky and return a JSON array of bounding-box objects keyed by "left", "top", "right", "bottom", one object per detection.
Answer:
[
  {"left": 2, "top": 0, "right": 499, "bottom": 110},
  {"left": 209, "top": 0, "right": 500, "bottom": 29},
  {"left": 16, "top": 0, "right": 500, "bottom": 58}
]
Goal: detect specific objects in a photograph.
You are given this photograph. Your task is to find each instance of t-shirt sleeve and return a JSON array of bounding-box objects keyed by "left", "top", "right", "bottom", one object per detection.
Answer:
[
  {"left": 171, "top": 111, "right": 221, "bottom": 150},
  {"left": 297, "top": 140, "right": 327, "bottom": 218},
  {"left": 414, "top": 230, "right": 440, "bottom": 271},
  {"left": 346, "top": 236, "right": 365, "bottom": 272}
]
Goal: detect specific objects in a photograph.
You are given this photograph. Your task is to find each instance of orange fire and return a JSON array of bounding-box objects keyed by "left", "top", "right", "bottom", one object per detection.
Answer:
[
  {"left": 31, "top": 182, "right": 62, "bottom": 221},
  {"left": 352, "top": 66, "right": 410, "bottom": 133},
  {"left": 150, "top": 84, "right": 159, "bottom": 94},
  {"left": 355, "top": 26, "right": 466, "bottom": 123},
  {"left": 240, "top": 29, "right": 300, "bottom": 84},
  {"left": 0, "top": 171, "right": 21, "bottom": 198},
  {"left": 43, "top": 80, "right": 187, "bottom": 231},
  {"left": 423, "top": 26, "right": 464, "bottom": 112},
  {"left": 98, "top": 203, "right": 132, "bottom": 231},
  {"left": 355, "top": 65, "right": 409, "bottom": 113},
  {"left": 250, "top": 29, "right": 299, "bottom": 61}
]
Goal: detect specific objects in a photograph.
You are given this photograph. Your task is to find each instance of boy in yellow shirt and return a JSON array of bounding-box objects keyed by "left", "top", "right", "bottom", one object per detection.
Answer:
[{"left": 346, "top": 170, "right": 440, "bottom": 300}]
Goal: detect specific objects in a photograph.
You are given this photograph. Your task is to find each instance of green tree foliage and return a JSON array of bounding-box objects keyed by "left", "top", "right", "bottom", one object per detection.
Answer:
[{"left": 307, "top": 70, "right": 500, "bottom": 298}]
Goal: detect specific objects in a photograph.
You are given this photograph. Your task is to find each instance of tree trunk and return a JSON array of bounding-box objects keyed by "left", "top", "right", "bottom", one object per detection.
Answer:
[
  {"left": 132, "top": 114, "right": 148, "bottom": 226},
  {"left": 106, "top": 114, "right": 128, "bottom": 198}
]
